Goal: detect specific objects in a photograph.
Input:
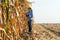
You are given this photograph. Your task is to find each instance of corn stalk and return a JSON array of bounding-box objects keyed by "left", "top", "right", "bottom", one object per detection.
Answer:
[{"left": 0, "top": 0, "right": 31, "bottom": 40}]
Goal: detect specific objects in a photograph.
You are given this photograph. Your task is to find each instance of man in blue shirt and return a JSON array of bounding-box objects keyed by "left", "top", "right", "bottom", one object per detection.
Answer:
[{"left": 26, "top": 7, "right": 33, "bottom": 34}]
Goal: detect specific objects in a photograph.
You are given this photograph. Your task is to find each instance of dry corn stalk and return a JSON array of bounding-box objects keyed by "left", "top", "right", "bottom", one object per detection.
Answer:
[{"left": 0, "top": 0, "right": 31, "bottom": 40}]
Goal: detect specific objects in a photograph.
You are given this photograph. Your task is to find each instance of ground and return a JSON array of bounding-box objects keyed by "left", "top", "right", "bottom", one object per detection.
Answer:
[{"left": 32, "top": 24, "right": 60, "bottom": 40}]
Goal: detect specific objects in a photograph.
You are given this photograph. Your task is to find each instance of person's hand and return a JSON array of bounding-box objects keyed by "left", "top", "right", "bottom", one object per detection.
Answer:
[{"left": 29, "top": 15, "right": 33, "bottom": 18}]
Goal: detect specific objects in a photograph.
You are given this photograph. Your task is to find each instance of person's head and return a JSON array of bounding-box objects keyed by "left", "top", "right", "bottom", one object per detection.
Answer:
[
  {"left": 28, "top": 7, "right": 32, "bottom": 11},
  {"left": 24, "top": 7, "right": 32, "bottom": 13}
]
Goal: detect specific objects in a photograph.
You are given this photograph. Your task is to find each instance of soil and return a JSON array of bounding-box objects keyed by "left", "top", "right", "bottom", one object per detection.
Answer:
[{"left": 32, "top": 24, "right": 60, "bottom": 40}]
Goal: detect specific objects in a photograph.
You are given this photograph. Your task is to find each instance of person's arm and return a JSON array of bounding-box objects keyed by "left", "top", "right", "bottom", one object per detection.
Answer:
[{"left": 31, "top": 10, "right": 33, "bottom": 18}]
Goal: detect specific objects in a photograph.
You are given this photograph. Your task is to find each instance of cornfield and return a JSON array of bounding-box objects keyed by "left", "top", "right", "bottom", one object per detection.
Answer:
[{"left": 0, "top": 0, "right": 32, "bottom": 40}]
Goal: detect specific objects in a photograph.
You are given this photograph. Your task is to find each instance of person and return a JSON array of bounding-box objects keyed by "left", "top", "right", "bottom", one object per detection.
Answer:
[{"left": 26, "top": 7, "right": 33, "bottom": 34}]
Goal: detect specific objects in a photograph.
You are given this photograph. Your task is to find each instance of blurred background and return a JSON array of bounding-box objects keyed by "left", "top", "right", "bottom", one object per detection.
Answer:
[{"left": 30, "top": 0, "right": 60, "bottom": 23}]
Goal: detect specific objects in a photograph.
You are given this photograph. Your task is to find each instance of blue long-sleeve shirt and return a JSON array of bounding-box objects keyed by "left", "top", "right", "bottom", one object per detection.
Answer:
[{"left": 26, "top": 10, "right": 33, "bottom": 21}]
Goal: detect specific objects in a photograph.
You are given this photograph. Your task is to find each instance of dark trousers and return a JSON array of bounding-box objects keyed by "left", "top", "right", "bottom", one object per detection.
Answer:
[{"left": 28, "top": 20, "right": 32, "bottom": 32}]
